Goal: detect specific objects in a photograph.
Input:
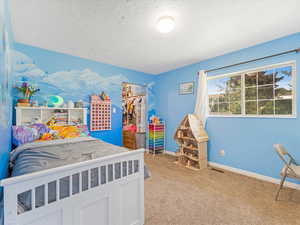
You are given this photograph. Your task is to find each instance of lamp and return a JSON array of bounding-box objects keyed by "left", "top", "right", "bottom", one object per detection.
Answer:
[{"left": 156, "top": 16, "right": 175, "bottom": 33}]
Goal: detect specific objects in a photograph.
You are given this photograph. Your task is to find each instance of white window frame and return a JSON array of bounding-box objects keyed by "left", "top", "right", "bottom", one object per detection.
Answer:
[{"left": 207, "top": 61, "right": 297, "bottom": 118}]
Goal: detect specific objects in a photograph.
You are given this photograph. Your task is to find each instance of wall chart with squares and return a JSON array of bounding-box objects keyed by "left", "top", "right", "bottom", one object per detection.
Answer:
[{"left": 90, "top": 101, "right": 112, "bottom": 131}]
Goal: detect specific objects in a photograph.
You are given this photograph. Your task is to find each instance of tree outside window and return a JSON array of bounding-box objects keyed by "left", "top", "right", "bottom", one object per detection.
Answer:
[{"left": 208, "top": 63, "right": 294, "bottom": 117}]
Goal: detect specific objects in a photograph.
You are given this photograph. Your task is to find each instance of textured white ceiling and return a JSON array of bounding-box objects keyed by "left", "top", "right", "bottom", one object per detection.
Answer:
[{"left": 10, "top": 0, "right": 300, "bottom": 74}]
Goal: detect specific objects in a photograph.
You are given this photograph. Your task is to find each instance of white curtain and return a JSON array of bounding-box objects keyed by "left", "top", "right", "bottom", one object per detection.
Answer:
[{"left": 194, "top": 70, "right": 208, "bottom": 127}]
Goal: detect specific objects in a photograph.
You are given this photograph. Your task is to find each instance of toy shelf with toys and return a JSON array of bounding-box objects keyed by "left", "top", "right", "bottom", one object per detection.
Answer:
[{"left": 15, "top": 107, "right": 87, "bottom": 126}]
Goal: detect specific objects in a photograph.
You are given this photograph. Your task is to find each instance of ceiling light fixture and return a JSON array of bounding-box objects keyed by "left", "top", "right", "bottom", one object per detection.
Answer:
[{"left": 156, "top": 16, "right": 175, "bottom": 33}]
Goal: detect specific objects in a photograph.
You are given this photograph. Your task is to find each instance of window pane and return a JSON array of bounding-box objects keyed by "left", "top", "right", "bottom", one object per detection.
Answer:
[
  {"left": 230, "top": 102, "right": 241, "bottom": 114},
  {"left": 245, "top": 87, "right": 257, "bottom": 101},
  {"left": 258, "top": 85, "right": 273, "bottom": 100},
  {"left": 209, "top": 95, "right": 218, "bottom": 105},
  {"left": 275, "top": 66, "right": 292, "bottom": 85},
  {"left": 219, "top": 103, "right": 229, "bottom": 113},
  {"left": 229, "top": 89, "right": 241, "bottom": 101},
  {"left": 275, "top": 66, "right": 292, "bottom": 100},
  {"left": 245, "top": 72, "right": 257, "bottom": 87},
  {"left": 258, "top": 100, "right": 274, "bottom": 115},
  {"left": 229, "top": 76, "right": 241, "bottom": 88},
  {"left": 258, "top": 69, "right": 274, "bottom": 85},
  {"left": 245, "top": 101, "right": 257, "bottom": 114},
  {"left": 275, "top": 99, "right": 292, "bottom": 115},
  {"left": 217, "top": 77, "right": 231, "bottom": 92},
  {"left": 207, "top": 79, "right": 220, "bottom": 94},
  {"left": 208, "top": 77, "right": 231, "bottom": 94},
  {"left": 218, "top": 93, "right": 229, "bottom": 103},
  {"left": 210, "top": 104, "right": 218, "bottom": 113},
  {"left": 208, "top": 64, "right": 293, "bottom": 117},
  {"left": 275, "top": 88, "right": 292, "bottom": 100}
]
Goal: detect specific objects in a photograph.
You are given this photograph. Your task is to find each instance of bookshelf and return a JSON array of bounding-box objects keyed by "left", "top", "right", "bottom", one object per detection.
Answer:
[{"left": 15, "top": 107, "right": 87, "bottom": 126}]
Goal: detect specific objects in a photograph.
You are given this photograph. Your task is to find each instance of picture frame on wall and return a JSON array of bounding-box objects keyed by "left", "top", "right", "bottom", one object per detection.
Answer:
[{"left": 179, "top": 82, "right": 194, "bottom": 95}]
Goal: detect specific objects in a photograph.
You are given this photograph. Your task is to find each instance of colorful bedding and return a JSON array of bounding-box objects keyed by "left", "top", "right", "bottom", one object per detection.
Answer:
[{"left": 12, "top": 124, "right": 90, "bottom": 145}]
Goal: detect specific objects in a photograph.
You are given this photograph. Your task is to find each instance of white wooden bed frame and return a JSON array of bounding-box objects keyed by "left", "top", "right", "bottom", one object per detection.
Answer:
[{"left": 0, "top": 149, "right": 145, "bottom": 225}]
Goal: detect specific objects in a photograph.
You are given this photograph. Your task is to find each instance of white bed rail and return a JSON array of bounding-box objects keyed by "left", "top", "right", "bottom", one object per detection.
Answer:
[{"left": 1, "top": 149, "right": 145, "bottom": 225}]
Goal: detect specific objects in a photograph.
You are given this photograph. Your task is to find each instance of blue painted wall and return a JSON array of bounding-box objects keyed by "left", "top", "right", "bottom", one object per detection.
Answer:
[
  {"left": 155, "top": 32, "right": 300, "bottom": 183},
  {"left": 5, "top": 19, "right": 300, "bottom": 185},
  {"left": 0, "top": 0, "right": 13, "bottom": 182},
  {"left": 13, "top": 43, "right": 156, "bottom": 146}
]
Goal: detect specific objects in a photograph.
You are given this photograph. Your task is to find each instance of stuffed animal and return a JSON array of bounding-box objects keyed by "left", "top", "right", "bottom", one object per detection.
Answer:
[
  {"left": 99, "top": 91, "right": 110, "bottom": 102},
  {"left": 149, "top": 115, "right": 162, "bottom": 124},
  {"left": 100, "top": 91, "right": 107, "bottom": 101},
  {"left": 47, "top": 117, "right": 56, "bottom": 126}
]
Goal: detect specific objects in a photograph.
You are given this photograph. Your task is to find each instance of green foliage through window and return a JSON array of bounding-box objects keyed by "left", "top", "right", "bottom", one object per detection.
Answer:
[{"left": 207, "top": 63, "right": 294, "bottom": 116}]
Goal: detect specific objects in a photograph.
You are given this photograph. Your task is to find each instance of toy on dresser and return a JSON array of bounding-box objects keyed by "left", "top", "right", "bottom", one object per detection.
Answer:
[
  {"left": 149, "top": 115, "right": 163, "bottom": 125},
  {"left": 90, "top": 93, "right": 112, "bottom": 131}
]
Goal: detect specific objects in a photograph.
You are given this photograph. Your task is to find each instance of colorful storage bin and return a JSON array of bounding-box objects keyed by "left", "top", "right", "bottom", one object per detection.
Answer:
[{"left": 148, "top": 123, "right": 165, "bottom": 154}]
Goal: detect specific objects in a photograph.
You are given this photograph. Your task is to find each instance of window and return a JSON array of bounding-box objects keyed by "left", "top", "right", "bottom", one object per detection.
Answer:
[{"left": 208, "top": 62, "right": 295, "bottom": 117}]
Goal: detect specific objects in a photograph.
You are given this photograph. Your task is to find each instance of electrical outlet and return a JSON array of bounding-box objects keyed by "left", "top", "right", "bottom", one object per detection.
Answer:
[{"left": 219, "top": 149, "right": 225, "bottom": 156}]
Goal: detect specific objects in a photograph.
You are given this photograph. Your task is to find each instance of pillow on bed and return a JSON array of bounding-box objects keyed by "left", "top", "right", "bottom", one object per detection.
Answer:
[
  {"left": 13, "top": 124, "right": 51, "bottom": 146},
  {"left": 12, "top": 125, "right": 40, "bottom": 146},
  {"left": 30, "top": 123, "right": 51, "bottom": 136}
]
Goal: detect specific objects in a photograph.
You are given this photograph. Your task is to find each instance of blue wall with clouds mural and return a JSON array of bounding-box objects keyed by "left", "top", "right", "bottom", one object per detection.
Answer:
[
  {"left": 0, "top": 0, "right": 13, "bottom": 182},
  {"left": 13, "top": 43, "right": 156, "bottom": 146}
]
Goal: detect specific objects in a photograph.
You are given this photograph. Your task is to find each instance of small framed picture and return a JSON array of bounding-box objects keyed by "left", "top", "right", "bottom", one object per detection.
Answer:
[{"left": 179, "top": 82, "right": 194, "bottom": 95}]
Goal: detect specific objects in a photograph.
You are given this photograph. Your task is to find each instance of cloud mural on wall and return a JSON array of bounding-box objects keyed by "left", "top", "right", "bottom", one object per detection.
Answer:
[
  {"left": 147, "top": 81, "right": 156, "bottom": 116},
  {"left": 12, "top": 51, "right": 130, "bottom": 106},
  {"left": 11, "top": 51, "right": 156, "bottom": 118},
  {"left": 13, "top": 51, "right": 45, "bottom": 80},
  {"left": 10, "top": 49, "right": 158, "bottom": 147},
  {"left": 43, "top": 69, "right": 128, "bottom": 103}
]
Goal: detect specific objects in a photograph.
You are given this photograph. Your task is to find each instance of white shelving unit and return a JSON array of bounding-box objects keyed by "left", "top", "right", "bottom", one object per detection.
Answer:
[{"left": 15, "top": 107, "right": 87, "bottom": 126}]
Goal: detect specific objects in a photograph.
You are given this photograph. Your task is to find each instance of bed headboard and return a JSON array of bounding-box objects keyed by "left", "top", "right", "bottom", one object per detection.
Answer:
[{"left": 15, "top": 107, "right": 87, "bottom": 126}]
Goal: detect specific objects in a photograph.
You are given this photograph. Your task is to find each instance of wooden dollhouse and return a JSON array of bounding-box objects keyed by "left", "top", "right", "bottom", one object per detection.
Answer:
[{"left": 174, "top": 114, "right": 209, "bottom": 171}]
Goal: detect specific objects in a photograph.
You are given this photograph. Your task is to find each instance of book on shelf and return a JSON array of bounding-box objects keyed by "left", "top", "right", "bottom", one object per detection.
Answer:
[{"left": 17, "top": 103, "right": 31, "bottom": 107}]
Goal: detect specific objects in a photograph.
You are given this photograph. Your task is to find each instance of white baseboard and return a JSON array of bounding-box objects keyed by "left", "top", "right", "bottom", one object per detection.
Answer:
[
  {"left": 145, "top": 149, "right": 176, "bottom": 156},
  {"left": 159, "top": 151, "right": 300, "bottom": 190},
  {"left": 164, "top": 150, "right": 176, "bottom": 156},
  {"left": 209, "top": 162, "right": 300, "bottom": 190}
]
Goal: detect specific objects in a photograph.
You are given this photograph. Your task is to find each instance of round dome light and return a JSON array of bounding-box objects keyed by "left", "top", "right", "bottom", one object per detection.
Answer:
[{"left": 156, "top": 16, "right": 175, "bottom": 33}]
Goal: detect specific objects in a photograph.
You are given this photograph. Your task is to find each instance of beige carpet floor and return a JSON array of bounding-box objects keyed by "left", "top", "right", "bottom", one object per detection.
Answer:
[{"left": 144, "top": 154, "right": 300, "bottom": 225}]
